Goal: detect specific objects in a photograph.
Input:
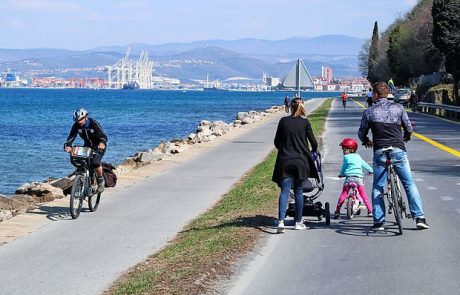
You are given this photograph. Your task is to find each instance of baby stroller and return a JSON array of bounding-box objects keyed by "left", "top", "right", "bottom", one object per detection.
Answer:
[{"left": 285, "top": 152, "right": 330, "bottom": 225}]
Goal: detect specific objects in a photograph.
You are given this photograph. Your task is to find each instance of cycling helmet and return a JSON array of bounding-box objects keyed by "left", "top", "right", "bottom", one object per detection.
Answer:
[
  {"left": 73, "top": 108, "right": 88, "bottom": 122},
  {"left": 339, "top": 138, "right": 358, "bottom": 151}
]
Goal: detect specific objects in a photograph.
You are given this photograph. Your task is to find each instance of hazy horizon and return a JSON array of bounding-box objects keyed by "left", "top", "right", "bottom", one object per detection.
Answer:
[{"left": 0, "top": 0, "right": 418, "bottom": 50}]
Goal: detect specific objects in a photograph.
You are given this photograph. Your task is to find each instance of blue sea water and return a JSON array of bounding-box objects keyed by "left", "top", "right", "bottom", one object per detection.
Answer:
[{"left": 0, "top": 88, "right": 337, "bottom": 195}]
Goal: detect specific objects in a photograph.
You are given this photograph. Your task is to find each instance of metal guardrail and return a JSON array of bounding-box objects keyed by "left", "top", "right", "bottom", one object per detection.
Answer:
[
  {"left": 418, "top": 102, "right": 460, "bottom": 112},
  {"left": 417, "top": 102, "right": 460, "bottom": 120}
]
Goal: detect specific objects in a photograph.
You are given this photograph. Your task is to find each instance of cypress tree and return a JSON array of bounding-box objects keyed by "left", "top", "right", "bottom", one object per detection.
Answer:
[
  {"left": 432, "top": 0, "right": 460, "bottom": 102},
  {"left": 368, "top": 21, "right": 379, "bottom": 83}
]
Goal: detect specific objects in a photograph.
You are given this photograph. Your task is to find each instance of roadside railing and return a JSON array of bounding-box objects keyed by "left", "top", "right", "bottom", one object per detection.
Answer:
[{"left": 418, "top": 102, "right": 460, "bottom": 120}]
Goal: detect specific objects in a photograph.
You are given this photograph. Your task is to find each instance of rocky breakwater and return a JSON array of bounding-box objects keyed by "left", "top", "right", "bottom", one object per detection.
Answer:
[{"left": 0, "top": 106, "right": 283, "bottom": 222}]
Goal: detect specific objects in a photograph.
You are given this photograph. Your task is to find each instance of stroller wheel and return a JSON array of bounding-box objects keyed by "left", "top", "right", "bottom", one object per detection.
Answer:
[{"left": 325, "top": 202, "right": 331, "bottom": 225}]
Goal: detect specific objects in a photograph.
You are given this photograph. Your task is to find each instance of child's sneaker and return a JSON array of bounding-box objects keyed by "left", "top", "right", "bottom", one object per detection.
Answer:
[
  {"left": 277, "top": 220, "right": 285, "bottom": 233},
  {"left": 294, "top": 221, "right": 307, "bottom": 230},
  {"left": 367, "top": 212, "right": 373, "bottom": 217}
]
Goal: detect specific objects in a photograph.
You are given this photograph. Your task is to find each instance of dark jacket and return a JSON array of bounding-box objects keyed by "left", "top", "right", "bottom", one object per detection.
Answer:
[
  {"left": 64, "top": 117, "right": 108, "bottom": 149},
  {"left": 358, "top": 98, "right": 412, "bottom": 151},
  {"left": 272, "top": 116, "right": 319, "bottom": 184}
]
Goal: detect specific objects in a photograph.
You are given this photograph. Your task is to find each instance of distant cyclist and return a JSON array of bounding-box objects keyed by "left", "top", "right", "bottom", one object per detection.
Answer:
[
  {"left": 358, "top": 82, "right": 429, "bottom": 231},
  {"left": 388, "top": 78, "right": 395, "bottom": 94},
  {"left": 341, "top": 92, "right": 348, "bottom": 110},
  {"left": 64, "top": 108, "right": 108, "bottom": 193},
  {"left": 366, "top": 88, "right": 373, "bottom": 107}
]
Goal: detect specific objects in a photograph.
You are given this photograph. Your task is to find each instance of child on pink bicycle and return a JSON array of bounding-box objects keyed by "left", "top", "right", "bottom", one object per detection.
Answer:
[{"left": 334, "top": 138, "right": 373, "bottom": 219}]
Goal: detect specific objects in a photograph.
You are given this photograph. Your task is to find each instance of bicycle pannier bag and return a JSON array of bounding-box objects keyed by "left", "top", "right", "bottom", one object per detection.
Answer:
[{"left": 102, "top": 162, "right": 117, "bottom": 187}]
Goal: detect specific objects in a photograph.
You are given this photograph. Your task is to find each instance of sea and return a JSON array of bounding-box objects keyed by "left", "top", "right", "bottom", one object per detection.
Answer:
[{"left": 0, "top": 88, "right": 338, "bottom": 195}]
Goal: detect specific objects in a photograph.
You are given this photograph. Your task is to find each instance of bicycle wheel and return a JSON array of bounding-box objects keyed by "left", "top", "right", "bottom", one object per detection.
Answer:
[
  {"left": 88, "top": 192, "right": 100, "bottom": 212},
  {"left": 70, "top": 175, "right": 85, "bottom": 219},
  {"left": 389, "top": 170, "right": 403, "bottom": 235},
  {"left": 346, "top": 196, "right": 354, "bottom": 219}
]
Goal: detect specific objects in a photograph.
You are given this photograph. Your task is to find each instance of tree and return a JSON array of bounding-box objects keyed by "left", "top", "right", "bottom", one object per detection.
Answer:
[
  {"left": 358, "top": 39, "right": 370, "bottom": 78},
  {"left": 432, "top": 0, "right": 460, "bottom": 102},
  {"left": 368, "top": 21, "right": 380, "bottom": 83}
]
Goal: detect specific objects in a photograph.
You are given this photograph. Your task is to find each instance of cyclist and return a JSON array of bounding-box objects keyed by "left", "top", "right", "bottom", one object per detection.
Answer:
[
  {"left": 358, "top": 82, "right": 429, "bottom": 230},
  {"left": 64, "top": 108, "right": 108, "bottom": 193},
  {"left": 334, "top": 138, "right": 373, "bottom": 219},
  {"left": 388, "top": 78, "right": 395, "bottom": 94},
  {"left": 366, "top": 88, "right": 373, "bottom": 107},
  {"left": 341, "top": 92, "right": 348, "bottom": 110}
]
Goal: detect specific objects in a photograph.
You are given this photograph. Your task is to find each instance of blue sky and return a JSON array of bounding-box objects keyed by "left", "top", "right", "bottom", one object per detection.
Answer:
[{"left": 0, "top": 0, "right": 419, "bottom": 50}]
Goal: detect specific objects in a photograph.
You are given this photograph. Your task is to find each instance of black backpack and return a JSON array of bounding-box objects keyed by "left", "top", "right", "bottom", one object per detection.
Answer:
[{"left": 101, "top": 162, "right": 117, "bottom": 187}]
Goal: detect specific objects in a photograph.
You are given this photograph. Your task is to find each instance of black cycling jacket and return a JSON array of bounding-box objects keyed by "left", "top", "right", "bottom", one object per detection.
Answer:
[
  {"left": 358, "top": 98, "right": 412, "bottom": 151},
  {"left": 64, "top": 117, "right": 108, "bottom": 149}
]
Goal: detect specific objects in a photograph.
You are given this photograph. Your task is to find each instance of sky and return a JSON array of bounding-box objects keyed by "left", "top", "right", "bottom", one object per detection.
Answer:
[{"left": 0, "top": 0, "right": 419, "bottom": 50}]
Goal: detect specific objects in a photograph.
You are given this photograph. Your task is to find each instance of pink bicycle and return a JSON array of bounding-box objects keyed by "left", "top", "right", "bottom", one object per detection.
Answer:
[{"left": 344, "top": 181, "right": 365, "bottom": 219}]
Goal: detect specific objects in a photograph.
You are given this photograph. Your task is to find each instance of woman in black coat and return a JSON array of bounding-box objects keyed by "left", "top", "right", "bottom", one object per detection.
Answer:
[{"left": 272, "top": 98, "right": 318, "bottom": 233}]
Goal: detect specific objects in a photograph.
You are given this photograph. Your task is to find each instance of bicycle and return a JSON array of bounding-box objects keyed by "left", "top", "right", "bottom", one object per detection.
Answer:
[
  {"left": 68, "top": 146, "right": 102, "bottom": 219},
  {"left": 344, "top": 181, "right": 362, "bottom": 219},
  {"left": 381, "top": 147, "right": 410, "bottom": 235}
]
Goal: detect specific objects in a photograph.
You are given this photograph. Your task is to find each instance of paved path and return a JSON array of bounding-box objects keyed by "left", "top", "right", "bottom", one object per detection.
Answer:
[
  {"left": 226, "top": 98, "right": 460, "bottom": 295},
  {"left": 0, "top": 99, "right": 325, "bottom": 295}
]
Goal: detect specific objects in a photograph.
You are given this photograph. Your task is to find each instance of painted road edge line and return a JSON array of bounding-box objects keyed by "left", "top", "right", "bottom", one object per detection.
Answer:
[{"left": 353, "top": 99, "right": 460, "bottom": 158}]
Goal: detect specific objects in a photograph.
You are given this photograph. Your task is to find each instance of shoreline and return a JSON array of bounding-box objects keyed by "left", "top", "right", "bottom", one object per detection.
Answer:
[{"left": 0, "top": 103, "right": 288, "bottom": 245}]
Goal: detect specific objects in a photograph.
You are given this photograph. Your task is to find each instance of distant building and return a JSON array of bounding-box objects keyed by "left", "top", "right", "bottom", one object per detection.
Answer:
[
  {"left": 321, "top": 66, "right": 333, "bottom": 83},
  {"left": 266, "top": 77, "right": 280, "bottom": 87}
]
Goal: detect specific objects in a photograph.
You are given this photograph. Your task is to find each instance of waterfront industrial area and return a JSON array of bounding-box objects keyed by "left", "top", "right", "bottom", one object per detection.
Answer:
[{"left": 0, "top": 47, "right": 370, "bottom": 94}]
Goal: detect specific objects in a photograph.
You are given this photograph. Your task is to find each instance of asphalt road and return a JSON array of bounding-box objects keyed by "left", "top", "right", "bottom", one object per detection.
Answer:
[
  {"left": 226, "top": 98, "right": 460, "bottom": 295},
  {"left": 0, "top": 99, "right": 325, "bottom": 295}
]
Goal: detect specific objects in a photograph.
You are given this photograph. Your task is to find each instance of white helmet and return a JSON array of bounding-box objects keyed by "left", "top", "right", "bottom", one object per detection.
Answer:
[{"left": 73, "top": 108, "right": 88, "bottom": 121}]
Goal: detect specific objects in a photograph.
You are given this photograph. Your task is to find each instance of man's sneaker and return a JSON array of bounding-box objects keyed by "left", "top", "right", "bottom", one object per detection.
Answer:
[
  {"left": 372, "top": 222, "right": 385, "bottom": 231},
  {"left": 333, "top": 211, "right": 340, "bottom": 219},
  {"left": 415, "top": 218, "right": 429, "bottom": 229},
  {"left": 277, "top": 220, "right": 285, "bottom": 234},
  {"left": 97, "top": 177, "right": 105, "bottom": 193},
  {"left": 295, "top": 221, "right": 307, "bottom": 230}
]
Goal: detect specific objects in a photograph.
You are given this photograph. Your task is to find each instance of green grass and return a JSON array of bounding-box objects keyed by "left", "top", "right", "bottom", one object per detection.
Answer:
[{"left": 107, "top": 98, "right": 333, "bottom": 295}]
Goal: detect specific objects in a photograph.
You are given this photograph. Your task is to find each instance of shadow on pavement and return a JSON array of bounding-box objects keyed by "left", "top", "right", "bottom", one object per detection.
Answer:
[
  {"left": 325, "top": 218, "right": 403, "bottom": 237},
  {"left": 29, "top": 204, "right": 90, "bottom": 221}
]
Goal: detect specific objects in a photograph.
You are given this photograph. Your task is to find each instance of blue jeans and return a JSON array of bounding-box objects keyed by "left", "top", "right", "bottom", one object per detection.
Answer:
[
  {"left": 372, "top": 148, "right": 425, "bottom": 223},
  {"left": 278, "top": 177, "right": 304, "bottom": 222}
]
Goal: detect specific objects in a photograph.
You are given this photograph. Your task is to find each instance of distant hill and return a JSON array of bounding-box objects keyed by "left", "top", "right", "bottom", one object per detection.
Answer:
[{"left": 0, "top": 35, "right": 363, "bottom": 80}]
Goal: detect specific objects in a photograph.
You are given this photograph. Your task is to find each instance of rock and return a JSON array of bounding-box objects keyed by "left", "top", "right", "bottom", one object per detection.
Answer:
[
  {"left": 210, "top": 121, "right": 231, "bottom": 136},
  {"left": 138, "top": 152, "right": 164, "bottom": 162},
  {"left": 188, "top": 133, "right": 197, "bottom": 140},
  {"left": 116, "top": 158, "right": 137, "bottom": 175},
  {"left": 15, "top": 183, "right": 65, "bottom": 202},
  {"left": 49, "top": 176, "right": 74, "bottom": 190},
  {"left": 236, "top": 112, "right": 250, "bottom": 121},
  {"left": 197, "top": 127, "right": 212, "bottom": 136},
  {"left": 199, "top": 120, "right": 212, "bottom": 126},
  {"left": 242, "top": 117, "right": 254, "bottom": 125},
  {"left": 0, "top": 195, "right": 36, "bottom": 222}
]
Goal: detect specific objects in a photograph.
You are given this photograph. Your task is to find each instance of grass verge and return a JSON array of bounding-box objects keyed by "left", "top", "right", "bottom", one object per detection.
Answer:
[{"left": 106, "top": 98, "right": 333, "bottom": 295}]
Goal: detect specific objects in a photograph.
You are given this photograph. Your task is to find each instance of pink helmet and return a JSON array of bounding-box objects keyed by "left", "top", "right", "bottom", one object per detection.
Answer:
[{"left": 339, "top": 138, "right": 358, "bottom": 151}]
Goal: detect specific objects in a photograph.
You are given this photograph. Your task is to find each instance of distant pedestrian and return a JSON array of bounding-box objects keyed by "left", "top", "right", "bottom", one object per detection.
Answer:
[
  {"left": 388, "top": 78, "right": 395, "bottom": 94},
  {"left": 341, "top": 92, "right": 348, "bottom": 110},
  {"left": 366, "top": 88, "right": 373, "bottom": 107},
  {"left": 273, "top": 98, "right": 319, "bottom": 233},
  {"left": 409, "top": 90, "right": 418, "bottom": 112},
  {"left": 284, "top": 95, "right": 290, "bottom": 114}
]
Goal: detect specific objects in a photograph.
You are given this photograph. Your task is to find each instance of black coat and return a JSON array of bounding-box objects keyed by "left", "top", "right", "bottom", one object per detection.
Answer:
[
  {"left": 272, "top": 116, "right": 319, "bottom": 184},
  {"left": 64, "top": 117, "right": 108, "bottom": 149}
]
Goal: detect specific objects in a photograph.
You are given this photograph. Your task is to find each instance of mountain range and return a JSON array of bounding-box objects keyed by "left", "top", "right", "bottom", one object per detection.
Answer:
[{"left": 0, "top": 35, "right": 365, "bottom": 81}]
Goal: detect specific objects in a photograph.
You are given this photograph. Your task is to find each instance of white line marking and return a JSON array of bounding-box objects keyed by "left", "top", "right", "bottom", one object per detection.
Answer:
[
  {"left": 414, "top": 178, "right": 424, "bottom": 182},
  {"left": 425, "top": 186, "right": 438, "bottom": 190},
  {"left": 440, "top": 196, "right": 454, "bottom": 201},
  {"left": 326, "top": 176, "right": 341, "bottom": 180}
]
